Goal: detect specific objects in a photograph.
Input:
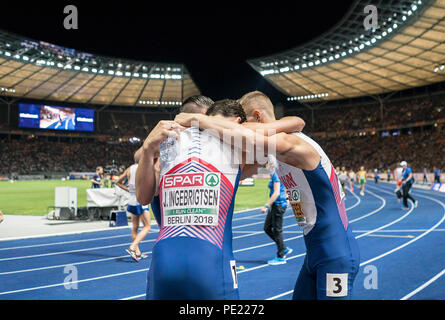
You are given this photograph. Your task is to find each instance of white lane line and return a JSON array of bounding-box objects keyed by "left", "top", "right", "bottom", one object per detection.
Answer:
[
  {"left": 0, "top": 250, "right": 152, "bottom": 276},
  {"left": 365, "top": 234, "right": 415, "bottom": 239},
  {"left": 0, "top": 268, "right": 149, "bottom": 296},
  {"left": 0, "top": 208, "right": 261, "bottom": 245},
  {"left": 0, "top": 234, "right": 134, "bottom": 251},
  {"left": 359, "top": 191, "right": 445, "bottom": 266},
  {"left": 349, "top": 189, "right": 386, "bottom": 223},
  {"left": 120, "top": 294, "right": 146, "bottom": 300},
  {"left": 0, "top": 238, "right": 156, "bottom": 262},
  {"left": 400, "top": 269, "right": 445, "bottom": 300},
  {"left": 0, "top": 225, "right": 132, "bottom": 243},
  {"left": 346, "top": 189, "right": 361, "bottom": 211}
]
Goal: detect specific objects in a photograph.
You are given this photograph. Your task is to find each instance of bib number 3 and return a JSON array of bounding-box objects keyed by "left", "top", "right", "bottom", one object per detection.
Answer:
[{"left": 326, "top": 273, "right": 348, "bottom": 297}]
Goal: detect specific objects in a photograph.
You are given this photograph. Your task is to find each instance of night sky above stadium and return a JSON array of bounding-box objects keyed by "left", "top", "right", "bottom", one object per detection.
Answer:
[{"left": 0, "top": 1, "right": 355, "bottom": 104}]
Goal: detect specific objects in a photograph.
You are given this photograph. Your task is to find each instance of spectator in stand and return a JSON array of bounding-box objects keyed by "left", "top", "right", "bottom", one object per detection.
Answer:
[
  {"left": 0, "top": 209, "right": 3, "bottom": 224},
  {"left": 423, "top": 168, "right": 428, "bottom": 185}
]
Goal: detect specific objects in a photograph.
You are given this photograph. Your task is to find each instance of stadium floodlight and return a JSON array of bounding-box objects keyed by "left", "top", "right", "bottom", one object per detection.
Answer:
[
  {"left": 133, "top": 73, "right": 140, "bottom": 77},
  {"left": 371, "top": 38, "right": 376, "bottom": 43},
  {"left": 142, "top": 73, "right": 148, "bottom": 78},
  {"left": 315, "top": 60, "right": 320, "bottom": 65},
  {"left": 108, "top": 70, "right": 115, "bottom": 75},
  {"left": 74, "top": 65, "right": 81, "bottom": 70},
  {"left": 92, "top": 68, "right": 97, "bottom": 73},
  {"left": 388, "top": 27, "right": 393, "bottom": 33},
  {"left": 99, "top": 70, "right": 104, "bottom": 74},
  {"left": 294, "top": 65, "right": 300, "bottom": 70},
  {"left": 321, "top": 58, "right": 327, "bottom": 63},
  {"left": 440, "top": 65, "right": 445, "bottom": 71},
  {"left": 57, "top": 63, "right": 64, "bottom": 68},
  {"left": 23, "top": 56, "right": 29, "bottom": 61},
  {"left": 82, "top": 67, "right": 89, "bottom": 72},
  {"left": 359, "top": 44, "right": 365, "bottom": 49},
  {"left": 125, "top": 72, "right": 131, "bottom": 77},
  {"left": 308, "top": 62, "right": 314, "bottom": 67},
  {"left": 402, "top": 15, "right": 407, "bottom": 21},
  {"left": 408, "top": 10, "right": 412, "bottom": 16},
  {"left": 433, "top": 66, "right": 439, "bottom": 72},
  {"left": 334, "top": 54, "right": 340, "bottom": 59},
  {"left": 116, "top": 71, "right": 123, "bottom": 76},
  {"left": 4, "top": 51, "right": 11, "bottom": 57},
  {"left": 280, "top": 67, "right": 289, "bottom": 72},
  {"left": 412, "top": 4, "right": 417, "bottom": 11},
  {"left": 393, "top": 23, "right": 398, "bottom": 29}
]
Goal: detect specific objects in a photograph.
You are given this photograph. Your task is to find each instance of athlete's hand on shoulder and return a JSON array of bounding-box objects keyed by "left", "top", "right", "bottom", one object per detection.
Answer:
[
  {"left": 174, "top": 113, "right": 203, "bottom": 127},
  {"left": 143, "top": 120, "right": 184, "bottom": 151}
]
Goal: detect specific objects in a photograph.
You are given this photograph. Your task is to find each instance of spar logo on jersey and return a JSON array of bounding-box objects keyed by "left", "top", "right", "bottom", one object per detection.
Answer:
[
  {"left": 163, "top": 173, "right": 205, "bottom": 188},
  {"left": 291, "top": 189, "right": 300, "bottom": 201},
  {"left": 205, "top": 173, "right": 220, "bottom": 187}
]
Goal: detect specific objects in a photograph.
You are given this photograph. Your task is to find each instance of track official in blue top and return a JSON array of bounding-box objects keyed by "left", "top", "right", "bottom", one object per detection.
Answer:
[
  {"left": 261, "top": 161, "right": 292, "bottom": 265},
  {"left": 400, "top": 161, "right": 418, "bottom": 209}
]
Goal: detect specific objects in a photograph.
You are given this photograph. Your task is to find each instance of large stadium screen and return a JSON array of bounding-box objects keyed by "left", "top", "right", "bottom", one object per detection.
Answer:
[{"left": 18, "top": 103, "right": 95, "bottom": 132}]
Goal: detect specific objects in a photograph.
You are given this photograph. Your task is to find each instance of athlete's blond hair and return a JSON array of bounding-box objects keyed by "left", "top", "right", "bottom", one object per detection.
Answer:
[{"left": 238, "top": 91, "right": 275, "bottom": 121}]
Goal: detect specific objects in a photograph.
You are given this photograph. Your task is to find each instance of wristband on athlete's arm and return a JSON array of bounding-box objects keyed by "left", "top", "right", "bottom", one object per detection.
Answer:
[{"left": 264, "top": 204, "right": 271, "bottom": 210}]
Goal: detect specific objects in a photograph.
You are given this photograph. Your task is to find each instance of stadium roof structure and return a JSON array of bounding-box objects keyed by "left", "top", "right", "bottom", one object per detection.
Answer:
[
  {"left": 0, "top": 30, "right": 200, "bottom": 107},
  {"left": 248, "top": 0, "right": 445, "bottom": 103}
]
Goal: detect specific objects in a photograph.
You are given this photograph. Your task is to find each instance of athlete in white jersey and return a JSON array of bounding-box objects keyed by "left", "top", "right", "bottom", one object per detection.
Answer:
[
  {"left": 116, "top": 164, "right": 151, "bottom": 261},
  {"left": 394, "top": 166, "right": 404, "bottom": 182}
]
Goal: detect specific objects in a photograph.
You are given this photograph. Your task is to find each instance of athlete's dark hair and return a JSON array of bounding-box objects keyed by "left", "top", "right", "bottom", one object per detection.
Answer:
[
  {"left": 206, "top": 99, "right": 247, "bottom": 123},
  {"left": 179, "top": 95, "right": 214, "bottom": 113}
]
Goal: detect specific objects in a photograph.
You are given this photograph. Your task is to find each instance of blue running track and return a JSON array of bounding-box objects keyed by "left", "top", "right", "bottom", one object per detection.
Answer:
[{"left": 0, "top": 182, "right": 443, "bottom": 300}]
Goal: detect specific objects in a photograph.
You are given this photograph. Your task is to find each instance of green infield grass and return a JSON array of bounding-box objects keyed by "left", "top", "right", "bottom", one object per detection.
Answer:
[{"left": 0, "top": 178, "right": 270, "bottom": 215}]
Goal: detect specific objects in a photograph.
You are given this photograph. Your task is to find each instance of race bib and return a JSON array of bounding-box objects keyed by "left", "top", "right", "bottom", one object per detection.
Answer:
[
  {"left": 161, "top": 172, "right": 220, "bottom": 227},
  {"left": 337, "top": 177, "right": 346, "bottom": 200},
  {"left": 287, "top": 189, "right": 306, "bottom": 224}
]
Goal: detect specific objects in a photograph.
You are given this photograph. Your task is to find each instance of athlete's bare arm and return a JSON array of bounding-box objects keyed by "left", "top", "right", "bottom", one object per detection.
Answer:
[
  {"left": 270, "top": 132, "right": 320, "bottom": 170},
  {"left": 174, "top": 113, "right": 319, "bottom": 171},
  {"left": 136, "top": 120, "right": 184, "bottom": 205},
  {"left": 115, "top": 168, "right": 130, "bottom": 192},
  {"left": 242, "top": 116, "right": 305, "bottom": 135}
]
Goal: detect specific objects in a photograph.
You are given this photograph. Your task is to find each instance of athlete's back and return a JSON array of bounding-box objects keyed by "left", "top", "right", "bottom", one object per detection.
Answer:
[
  {"left": 147, "top": 127, "right": 241, "bottom": 300},
  {"left": 272, "top": 132, "right": 360, "bottom": 299}
]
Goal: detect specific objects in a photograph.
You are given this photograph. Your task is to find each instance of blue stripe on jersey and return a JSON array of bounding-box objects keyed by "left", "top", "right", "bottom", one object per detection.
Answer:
[{"left": 302, "top": 162, "right": 358, "bottom": 266}]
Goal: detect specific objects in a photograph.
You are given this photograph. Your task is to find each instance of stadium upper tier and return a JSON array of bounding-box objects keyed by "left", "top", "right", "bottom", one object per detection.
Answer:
[
  {"left": 248, "top": 0, "right": 445, "bottom": 102},
  {"left": 0, "top": 30, "right": 200, "bottom": 107}
]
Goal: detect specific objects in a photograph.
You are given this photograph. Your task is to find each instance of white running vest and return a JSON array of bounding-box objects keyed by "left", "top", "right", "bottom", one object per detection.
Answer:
[
  {"left": 271, "top": 132, "right": 346, "bottom": 235},
  {"left": 127, "top": 163, "right": 139, "bottom": 206},
  {"left": 159, "top": 126, "right": 241, "bottom": 229}
]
